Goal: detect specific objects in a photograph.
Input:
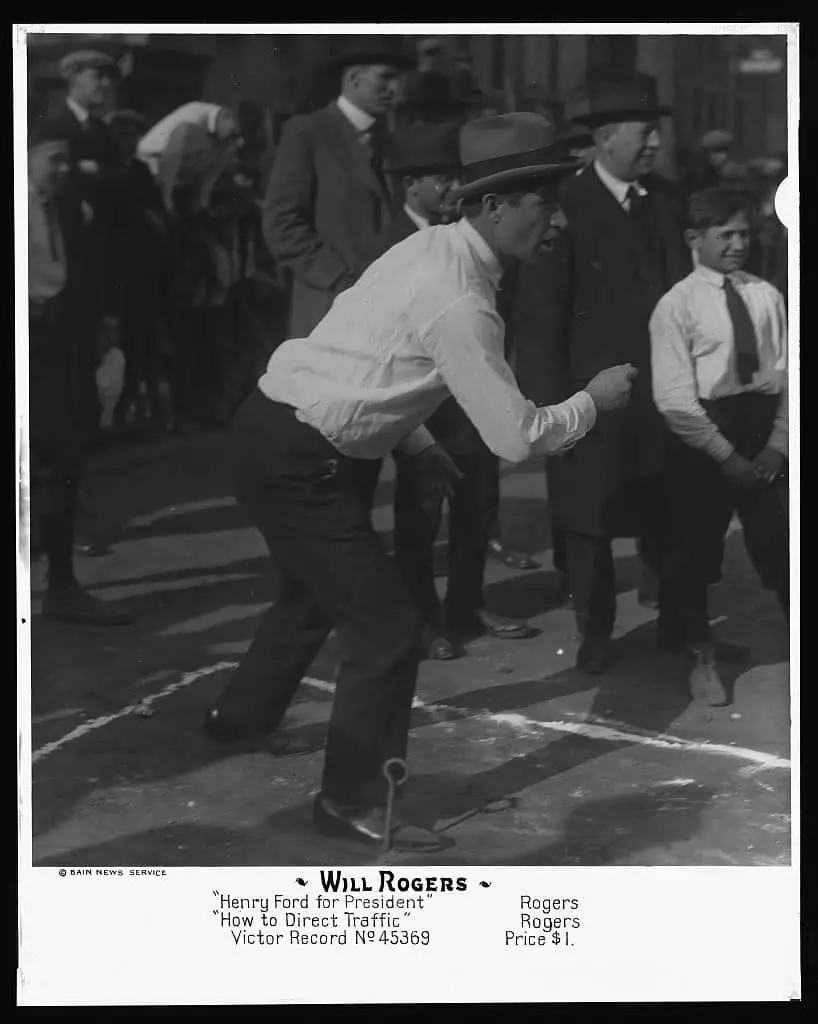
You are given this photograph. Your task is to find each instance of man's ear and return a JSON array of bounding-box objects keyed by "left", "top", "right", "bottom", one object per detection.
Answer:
[{"left": 684, "top": 228, "right": 701, "bottom": 250}]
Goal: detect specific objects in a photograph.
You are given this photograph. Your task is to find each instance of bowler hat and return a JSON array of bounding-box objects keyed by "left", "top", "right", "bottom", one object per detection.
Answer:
[
  {"left": 567, "top": 73, "right": 671, "bottom": 128},
  {"left": 60, "top": 49, "right": 120, "bottom": 80},
  {"left": 387, "top": 122, "right": 460, "bottom": 176},
  {"left": 701, "top": 129, "right": 735, "bottom": 152},
  {"left": 452, "top": 113, "right": 580, "bottom": 201},
  {"left": 328, "top": 35, "right": 416, "bottom": 74}
]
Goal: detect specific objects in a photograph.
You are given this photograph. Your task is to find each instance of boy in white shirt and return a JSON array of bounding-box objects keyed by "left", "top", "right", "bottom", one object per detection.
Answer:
[{"left": 650, "top": 188, "right": 789, "bottom": 704}]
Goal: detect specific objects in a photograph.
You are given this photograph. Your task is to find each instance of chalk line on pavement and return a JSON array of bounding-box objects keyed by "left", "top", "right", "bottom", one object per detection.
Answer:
[
  {"left": 31, "top": 661, "right": 237, "bottom": 765},
  {"left": 32, "top": 661, "right": 791, "bottom": 778}
]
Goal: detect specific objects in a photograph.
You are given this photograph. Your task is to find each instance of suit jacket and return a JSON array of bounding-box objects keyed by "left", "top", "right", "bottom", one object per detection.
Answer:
[
  {"left": 50, "top": 101, "right": 121, "bottom": 207},
  {"left": 263, "top": 102, "right": 393, "bottom": 338},
  {"left": 514, "top": 164, "right": 691, "bottom": 537},
  {"left": 50, "top": 101, "right": 125, "bottom": 318}
]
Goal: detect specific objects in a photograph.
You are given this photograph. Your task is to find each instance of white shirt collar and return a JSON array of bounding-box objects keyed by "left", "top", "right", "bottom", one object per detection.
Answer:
[
  {"left": 694, "top": 262, "right": 749, "bottom": 289},
  {"left": 337, "top": 95, "right": 376, "bottom": 135},
  {"left": 403, "top": 204, "right": 430, "bottom": 231},
  {"left": 456, "top": 218, "right": 503, "bottom": 290},
  {"left": 594, "top": 159, "right": 647, "bottom": 204},
  {"left": 66, "top": 96, "right": 90, "bottom": 124}
]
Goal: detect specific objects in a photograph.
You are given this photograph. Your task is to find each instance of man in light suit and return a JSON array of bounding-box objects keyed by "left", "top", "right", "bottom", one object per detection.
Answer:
[{"left": 263, "top": 37, "right": 415, "bottom": 338}]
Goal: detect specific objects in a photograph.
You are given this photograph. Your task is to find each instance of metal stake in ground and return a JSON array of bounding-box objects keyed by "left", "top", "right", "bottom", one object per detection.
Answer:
[{"left": 381, "top": 758, "right": 409, "bottom": 853}]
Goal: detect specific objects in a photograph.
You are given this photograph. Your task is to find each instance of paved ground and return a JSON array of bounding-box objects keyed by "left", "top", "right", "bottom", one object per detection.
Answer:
[{"left": 24, "top": 430, "right": 791, "bottom": 868}]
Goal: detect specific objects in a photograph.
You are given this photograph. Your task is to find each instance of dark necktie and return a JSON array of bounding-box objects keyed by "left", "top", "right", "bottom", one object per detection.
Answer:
[
  {"left": 365, "top": 123, "right": 387, "bottom": 193},
  {"left": 43, "top": 199, "right": 59, "bottom": 262},
  {"left": 723, "top": 276, "right": 760, "bottom": 384}
]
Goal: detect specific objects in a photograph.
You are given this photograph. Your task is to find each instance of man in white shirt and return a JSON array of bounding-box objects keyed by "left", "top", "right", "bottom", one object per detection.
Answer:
[
  {"left": 650, "top": 187, "right": 789, "bottom": 704},
  {"left": 137, "top": 102, "right": 241, "bottom": 214},
  {"left": 205, "top": 113, "right": 636, "bottom": 852},
  {"left": 263, "top": 36, "right": 415, "bottom": 337},
  {"left": 377, "top": 122, "right": 538, "bottom": 661}
]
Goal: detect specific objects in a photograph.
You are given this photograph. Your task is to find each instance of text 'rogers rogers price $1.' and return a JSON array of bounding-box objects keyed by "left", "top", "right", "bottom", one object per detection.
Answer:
[{"left": 503, "top": 895, "right": 583, "bottom": 948}]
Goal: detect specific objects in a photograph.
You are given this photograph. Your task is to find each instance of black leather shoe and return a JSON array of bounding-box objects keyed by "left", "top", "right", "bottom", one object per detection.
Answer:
[
  {"left": 74, "top": 539, "right": 115, "bottom": 557},
  {"left": 204, "top": 707, "right": 324, "bottom": 755},
  {"left": 451, "top": 609, "right": 537, "bottom": 640},
  {"left": 313, "top": 794, "right": 444, "bottom": 851},
  {"left": 576, "top": 635, "right": 612, "bottom": 674},
  {"left": 687, "top": 646, "right": 727, "bottom": 705},
  {"left": 425, "top": 634, "right": 457, "bottom": 661},
  {"left": 488, "top": 539, "right": 540, "bottom": 571}
]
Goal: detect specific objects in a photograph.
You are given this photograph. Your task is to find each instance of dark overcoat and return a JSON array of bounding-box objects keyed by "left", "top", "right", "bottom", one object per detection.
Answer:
[
  {"left": 513, "top": 164, "right": 691, "bottom": 538},
  {"left": 263, "top": 102, "right": 393, "bottom": 338}
]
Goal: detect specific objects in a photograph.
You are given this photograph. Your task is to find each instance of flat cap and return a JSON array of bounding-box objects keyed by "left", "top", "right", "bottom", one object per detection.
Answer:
[
  {"left": 701, "top": 129, "right": 735, "bottom": 151},
  {"left": 60, "top": 50, "right": 119, "bottom": 80}
]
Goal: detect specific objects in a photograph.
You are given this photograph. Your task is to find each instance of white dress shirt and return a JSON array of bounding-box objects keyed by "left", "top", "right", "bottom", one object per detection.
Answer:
[
  {"left": 593, "top": 159, "right": 647, "bottom": 210},
  {"left": 650, "top": 263, "right": 788, "bottom": 462},
  {"left": 336, "top": 95, "right": 376, "bottom": 142},
  {"left": 138, "top": 102, "right": 222, "bottom": 161},
  {"left": 259, "top": 217, "right": 597, "bottom": 463},
  {"left": 66, "top": 96, "right": 90, "bottom": 125},
  {"left": 403, "top": 204, "right": 430, "bottom": 231}
]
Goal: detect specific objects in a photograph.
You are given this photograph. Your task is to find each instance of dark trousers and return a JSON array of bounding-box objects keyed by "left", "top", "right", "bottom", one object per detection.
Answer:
[
  {"left": 658, "top": 394, "right": 789, "bottom": 645},
  {"left": 171, "top": 304, "right": 234, "bottom": 426},
  {"left": 564, "top": 477, "right": 665, "bottom": 640},
  {"left": 114, "top": 282, "right": 165, "bottom": 429},
  {"left": 213, "top": 389, "right": 422, "bottom": 807},
  {"left": 393, "top": 442, "right": 499, "bottom": 627},
  {"left": 29, "top": 304, "right": 88, "bottom": 588}
]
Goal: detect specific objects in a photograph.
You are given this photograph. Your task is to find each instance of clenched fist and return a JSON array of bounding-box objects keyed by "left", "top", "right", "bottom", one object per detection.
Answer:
[{"left": 585, "top": 364, "right": 637, "bottom": 411}]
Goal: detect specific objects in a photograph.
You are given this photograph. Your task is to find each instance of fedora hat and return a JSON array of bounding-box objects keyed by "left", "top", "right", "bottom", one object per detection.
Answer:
[
  {"left": 387, "top": 122, "right": 460, "bottom": 176},
  {"left": 452, "top": 113, "right": 580, "bottom": 201},
  {"left": 567, "top": 73, "right": 671, "bottom": 128},
  {"left": 328, "top": 35, "right": 416, "bottom": 74}
]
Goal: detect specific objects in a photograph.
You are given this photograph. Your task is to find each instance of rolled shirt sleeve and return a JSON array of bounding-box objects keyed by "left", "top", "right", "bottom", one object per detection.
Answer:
[
  {"left": 650, "top": 295, "right": 735, "bottom": 463},
  {"left": 419, "top": 297, "right": 597, "bottom": 464}
]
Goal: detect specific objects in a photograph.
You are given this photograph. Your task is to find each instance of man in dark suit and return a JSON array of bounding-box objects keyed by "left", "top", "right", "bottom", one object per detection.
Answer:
[
  {"left": 263, "top": 37, "right": 415, "bottom": 338},
  {"left": 514, "top": 74, "right": 692, "bottom": 674},
  {"left": 48, "top": 50, "right": 124, "bottom": 434},
  {"left": 50, "top": 50, "right": 122, "bottom": 208},
  {"left": 28, "top": 118, "right": 132, "bottom": 625},
  {"left": 376, "top": 123, "right": 537, "bottom": 659}
]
